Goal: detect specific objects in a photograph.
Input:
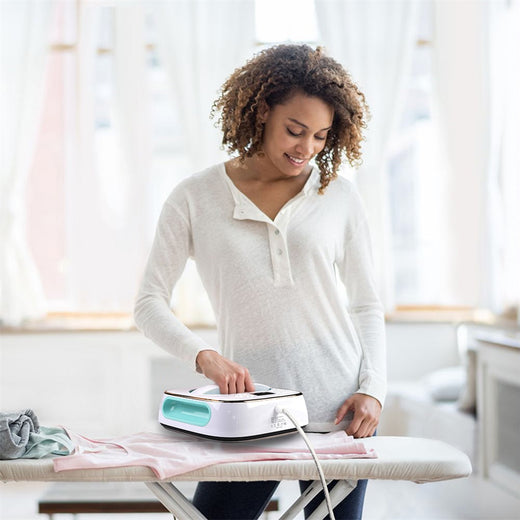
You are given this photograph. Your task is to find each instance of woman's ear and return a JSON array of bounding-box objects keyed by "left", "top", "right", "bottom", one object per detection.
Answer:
[{"left": 257, "top": 100, "right": 270, "bottom": 124}]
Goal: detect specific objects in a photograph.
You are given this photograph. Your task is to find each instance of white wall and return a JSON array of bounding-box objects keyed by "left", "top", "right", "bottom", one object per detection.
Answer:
[{"left": 0, "top": 330, "right": 211, "bottom": 436}]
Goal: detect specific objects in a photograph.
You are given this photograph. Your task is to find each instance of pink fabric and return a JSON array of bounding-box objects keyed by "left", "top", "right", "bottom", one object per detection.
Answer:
[{"left": 53, "top": 430, "right": 377, "bottom": 479}]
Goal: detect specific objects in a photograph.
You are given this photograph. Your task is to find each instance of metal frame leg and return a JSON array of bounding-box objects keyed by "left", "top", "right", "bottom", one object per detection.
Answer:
[
  {"left": 145, "top": 479, "right": 356, "bottom": 520},
  {"left": 307, "top": 479, "right": 357, "bottom": 520},
  {"left": 278, "top": 480, "right": 331, "bottom": 520},
  {"left": 145, "top": 482, "right": 207, "bottom": 520}
]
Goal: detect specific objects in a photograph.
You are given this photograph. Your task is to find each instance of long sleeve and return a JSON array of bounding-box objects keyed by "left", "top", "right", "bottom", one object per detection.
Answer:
[
  {"left": 134, "top": 196, "right": 216, "bottom": 370},
  {"left": 336, "top": 191, "right": 387, "bottom": 407}
]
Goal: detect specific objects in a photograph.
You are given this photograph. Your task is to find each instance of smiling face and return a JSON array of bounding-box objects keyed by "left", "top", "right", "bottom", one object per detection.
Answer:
[{"left": 258, "top": 90, "right": 334, "bottom": 179}]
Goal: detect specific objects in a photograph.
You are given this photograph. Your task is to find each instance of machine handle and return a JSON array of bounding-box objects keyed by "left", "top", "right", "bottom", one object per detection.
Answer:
[
  {"left": 190, "top": 383, "right": 271, "bottom": 396},
  {"left": 161, "top": 396, "right": 211, "bottom": 426}
]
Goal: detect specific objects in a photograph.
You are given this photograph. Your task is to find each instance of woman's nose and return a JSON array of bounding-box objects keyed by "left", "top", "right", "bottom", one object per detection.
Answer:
[{"left": 296, "top": 137, "right": 314, "bottom": 157}]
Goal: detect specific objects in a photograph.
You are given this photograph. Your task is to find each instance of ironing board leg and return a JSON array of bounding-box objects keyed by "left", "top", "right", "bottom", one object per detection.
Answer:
[
  {"left": 145, "top": 482, "right": 208, "bottom": 520},
  {"left": 145, "top": 479, "right": 356, "bottom": 520},
  {"left": 278, "top": 480, "right": 332, "bottom": 520},
  {"left": 306, "top": 479, "right": 357, "bottom": 520}
]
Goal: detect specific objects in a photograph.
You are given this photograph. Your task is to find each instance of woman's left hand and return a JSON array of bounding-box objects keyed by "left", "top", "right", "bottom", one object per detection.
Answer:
[{"left": 334, "top": 393, "right": 382, "bottom": 438}]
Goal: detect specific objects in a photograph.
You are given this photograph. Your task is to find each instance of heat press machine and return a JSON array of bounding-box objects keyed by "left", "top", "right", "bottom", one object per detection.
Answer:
[{"left": 159, "top": 383, "right": 308, "bottom": 441}]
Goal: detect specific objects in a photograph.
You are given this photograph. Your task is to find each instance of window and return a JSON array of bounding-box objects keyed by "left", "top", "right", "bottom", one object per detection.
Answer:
[
  {"left": 28, "top": 3, "right": 190, "bottom": 313},
  {"left": 22, "top": 1, "right": 517, "bottom": 322}
]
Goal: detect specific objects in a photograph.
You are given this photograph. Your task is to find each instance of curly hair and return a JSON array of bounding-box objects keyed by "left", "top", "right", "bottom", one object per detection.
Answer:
[{"left": 211, "top": 43, "right": 369, "bottom": 193}]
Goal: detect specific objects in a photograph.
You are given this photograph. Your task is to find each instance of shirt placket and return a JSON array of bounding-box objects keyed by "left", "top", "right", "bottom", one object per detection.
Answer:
[
  {"left": 268, "top": 209, "right": 293, "bottom": 287},
  {"left": 228, "top": 177, "right": 312, "bottom": 288}
]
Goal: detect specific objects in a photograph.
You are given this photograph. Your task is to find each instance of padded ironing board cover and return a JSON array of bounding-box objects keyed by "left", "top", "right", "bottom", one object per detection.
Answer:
[{"left": 0, "top": 437, "right": 471, "bottom": 484}]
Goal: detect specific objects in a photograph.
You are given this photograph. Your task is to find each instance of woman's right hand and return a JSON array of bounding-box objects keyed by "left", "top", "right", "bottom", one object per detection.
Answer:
[{"left": 195, "top": 350, "right": 255, "bottom": 394}]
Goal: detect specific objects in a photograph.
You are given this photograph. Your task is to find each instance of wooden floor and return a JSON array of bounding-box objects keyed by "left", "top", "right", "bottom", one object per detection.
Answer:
[{"left": 2, "top": 475, "right": 520, "bottom": 520}]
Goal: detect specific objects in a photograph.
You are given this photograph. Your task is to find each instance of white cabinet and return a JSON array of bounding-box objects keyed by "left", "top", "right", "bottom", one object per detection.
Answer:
[{"left": 476, "top": 333, "right": 520, "bottom": 498}]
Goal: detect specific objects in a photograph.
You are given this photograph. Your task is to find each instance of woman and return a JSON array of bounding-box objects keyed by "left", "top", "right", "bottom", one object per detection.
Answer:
[{"left": 134, "top": 43, "right": 386, "bottom": 520}]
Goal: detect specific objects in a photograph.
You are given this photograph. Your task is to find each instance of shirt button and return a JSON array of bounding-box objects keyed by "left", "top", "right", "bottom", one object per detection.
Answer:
[
  {"left": 274, "top": 229, "right": 280, "bottom": 235},
  {"left": 277, "top": 249, "right": 283, "bottom": 255}
]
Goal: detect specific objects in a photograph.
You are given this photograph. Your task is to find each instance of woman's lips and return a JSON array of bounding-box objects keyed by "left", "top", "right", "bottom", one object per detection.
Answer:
[{"left": 285, "top": 153, "right": 307, "bottom": 166}]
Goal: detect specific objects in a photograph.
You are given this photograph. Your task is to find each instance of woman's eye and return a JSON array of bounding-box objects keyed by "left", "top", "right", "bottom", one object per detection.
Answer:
[
  {"left": 287, "top": 128, "right": 327, "bottom": 141},
  {"left": 287, "top": 128, "right": 302, "bottom": 137}
]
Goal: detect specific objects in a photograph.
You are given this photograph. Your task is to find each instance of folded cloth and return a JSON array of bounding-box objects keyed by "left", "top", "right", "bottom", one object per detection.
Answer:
[
  {"left": 54, "top": 430, "right": 377, "bottom": 479},
  {"left": 23, "top": 426, "right": 75, "bottom": 459},
  {"left": 0, "top": 409, "right": 40, "bottom": 460}
]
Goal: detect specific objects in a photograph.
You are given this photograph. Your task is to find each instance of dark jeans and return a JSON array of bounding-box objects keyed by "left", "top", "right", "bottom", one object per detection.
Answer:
[{"left": 192, "top": 477, "right": 368, "bottom": 520}]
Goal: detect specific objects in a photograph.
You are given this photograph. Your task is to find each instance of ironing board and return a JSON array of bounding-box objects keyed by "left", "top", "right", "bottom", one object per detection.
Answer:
[{"left": 0, "top": 436, "right": 472, "bottom": 520}]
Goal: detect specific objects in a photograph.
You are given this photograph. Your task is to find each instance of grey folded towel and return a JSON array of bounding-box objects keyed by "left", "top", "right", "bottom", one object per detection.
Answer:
[{"left": 0, "top": 409, "right": 40, "bottom": 460}]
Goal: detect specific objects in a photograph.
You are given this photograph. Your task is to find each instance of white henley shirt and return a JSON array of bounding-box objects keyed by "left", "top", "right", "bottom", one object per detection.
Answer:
[{"left": 134, "top": 162, "right": 386, "bottom": 432}]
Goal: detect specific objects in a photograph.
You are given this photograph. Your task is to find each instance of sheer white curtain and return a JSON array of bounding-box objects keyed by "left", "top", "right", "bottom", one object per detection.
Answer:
[
  {"left": 432, "top": 0, "right": 520, "bottom": 312},
  {"left": 111, "top": 3, "right": 151, "bottom": 308},
  {"left": 315, "top": 0, "right": 418, "bottom": 309},
  {"left": 0, "top": 1, "right": 53, "bottom": 325},
  {"left": 153, "top": 0, "right": 256, "bottom": 172},
  {"left": 152, "top": 0, "right": 256, "bottom": 325},
  {"left": 65, "top": 3, "right": 152, "bottom": 311},
  {"left": 66, "top": 3, "right": 99, "bottom": 310},
  {"left": 501, "top": 1, "right": 520, "bottom": 321}
]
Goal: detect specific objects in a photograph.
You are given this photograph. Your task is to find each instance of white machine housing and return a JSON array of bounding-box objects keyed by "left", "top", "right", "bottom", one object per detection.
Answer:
[{"left": 159, "top": 384, "right": 308, "bottom": 441}]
